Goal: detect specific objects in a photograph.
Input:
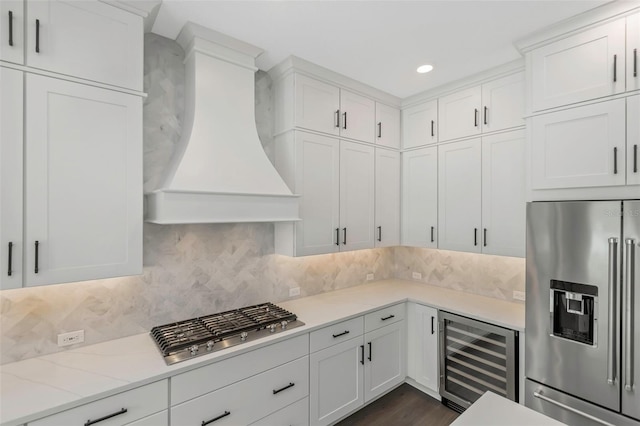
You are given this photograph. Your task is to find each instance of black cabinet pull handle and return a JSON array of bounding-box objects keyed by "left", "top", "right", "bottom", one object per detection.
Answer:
[
  {"left": 484, "top": 228, "right": 487, "bottom": 247},
  {"left": 431, "top": 120, "right": 435, "bottom": 137},
  {"left": 85, "top": 408, "right": 127, "bottom": 426},
  {"left": 430, "top": 226, "right": 435, "bottom": 243},
  {"left": 484, "top": 106, "right": 488, "bottom": 125},
  {"left": 332, "top": 330, "right": 350, "bottom": 338},
  {"left": 335, "top": 110, "right": 340, "bottom": 128},
  {"left": 342, "top": 111, "right": 347, "bottom": 129},
  {"left": 368, "top": 341, "right": 372, "bottom": 362},
  {"left": 7, "top": 242, "right": 13, "bottom": 276},
  {"left": 8, "top": 11, "right": 13, "bottom": 46},
  {"left": 431, "top": 316, "right": 435, "bottom": 335},
  {"left": 474, "top": 228, "right": 478, "bottom": 246},
  {"left": 35, "top": 19, "right": 40, "bottom": 53},
  {"left": 613, "top": 54, "right": 617, "bottom": 82},
  {"left": 202, "top": 411, "right": 230, "bottom": 426},
  {"left": 335, "top": 228, "right": 340, "bottom": 246},
  {"left": 343, "top": 227, "right": 347, "bottom": 245},
  {"left": 273, "top": 382, "right": 295, "bottom": 395},
  {"left": 614, "top": 147, "right": 618, "bottom": 175},
  {"left": 377, "top": 226, "right": 382, "bottom": 242},
  {"left": 34, "top": 241, "right": 39, "bottom": 274},
  {"left": 474, "top": 109, "right": 478, "bottom": 127},
  {"left": 377, "top": 122, "right": 382, "bottom": 138},
  {"left": 634, "top": 145, "right": 638, "bottom": 174},
  {"left": 360, "top": 344, "right": 364, "bottom": 365},
  {"left": 634, "top": 48, "right": 638, "bottom": 78},
  {"left": 381, "top": 314, "right": 395, "bottom": 321}
]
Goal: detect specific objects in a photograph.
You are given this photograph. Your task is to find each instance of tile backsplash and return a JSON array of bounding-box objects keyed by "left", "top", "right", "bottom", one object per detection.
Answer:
[{"left": 0, "top": 34, "right": 524, "bottom": 364}]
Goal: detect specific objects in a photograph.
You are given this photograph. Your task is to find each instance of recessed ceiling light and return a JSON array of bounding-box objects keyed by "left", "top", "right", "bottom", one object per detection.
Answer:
[{"left": 417, "top": 64, "right": 434, "bottom": 74}]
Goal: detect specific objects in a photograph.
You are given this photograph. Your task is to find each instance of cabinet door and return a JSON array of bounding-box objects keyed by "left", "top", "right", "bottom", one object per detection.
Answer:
[
  {"left": 531, "top": 99, "right": 626, "bottom": 189},
  {"left": 295, "top": 74, "right": 340, "bottom": 136},
  {"left": 375, "top": 149, "right": 400, "bottom": 248},
  {"left": 530, "top": 19, "right": 626, "bottom": 111},
  {"left": 629, "top": 96, "right": 640, "bottom": 186},
  {"left": 0, "top": 67, "right": 23, "bottom": 290},
  {"left": 407, "top": 304, "right": 439, "bottom": 393},
  {"left": 375, "top": 102, "right": 400, "bottom": 148},
  {"left": 629, "top": 13, "right": 640, "bottom": 92},
  {"left": 401, "top": 147, "right": 438, "bottom": 248},
  {"left": 402, "top": 100, "right": 438, "bottom": 149},
  {"left": 24, "top": 74, "right": 142, "bottom": 287},
  {"left": 250, "top": 397, "right": 309, "bottom": 426},
  {"left": 439, "top": 86, "right": 481, "bottom": 142},
  {"left": 295, "top": 132, "right": 340, "bottom": 256},
  {"left": 481, "top": 131, "right": 526, "bottom": 257},
  {"left": 364, "top": 321, "right": 405, "bottom": 403},
  {"left": 340, "top": 141, "right": 375, "bottom": 251},
  {"left": 438, "top": 140, "right": 482, "bottom": 253},
  {"left": 0, "top": 0, "right": 24, "bottom": 64},
  {"left": 481, "top": 72, "right": 524, "bottom": 133},
  {"left": 340, "top": 89, "right": 375, "bottom": 143},
  {"left": 310, "top": 337, "right": 364, "bottom": 426},
  {"left": 26, "top": 0, "right": 142, "bottom": 90}
]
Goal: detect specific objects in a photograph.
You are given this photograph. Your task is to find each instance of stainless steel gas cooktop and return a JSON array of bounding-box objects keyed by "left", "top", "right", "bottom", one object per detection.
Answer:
[{"left": 150, "top": 302, "right": 304, "bottom": 365}]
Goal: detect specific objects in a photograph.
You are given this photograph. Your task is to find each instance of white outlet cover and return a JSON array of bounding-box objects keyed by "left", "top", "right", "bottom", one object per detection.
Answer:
[
  {"left": 412, "top": 272, "right": 422, "bottom": 280},
  {"left": 289, "top": 287, "right": 301, "bottom": 297},
  {"left": 58, "top": 330, "right": 85, "bottom": 347},
  {"left": 366, "top": 273, "right": 374, "bottom": 281},
  {"left": 513, "top": 291, "right": 526, "bottom": 301}
]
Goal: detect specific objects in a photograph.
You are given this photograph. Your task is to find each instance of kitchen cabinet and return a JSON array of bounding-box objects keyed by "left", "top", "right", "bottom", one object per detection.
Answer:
[
  {"left": 530, "top": 98, "right": 626, "bottom": 190},
  {"left": 364, "top": 320, "right": 405, "bottom": 402},
  {"left": 439, "top": 87, "right": 482, "bottom": 142},
  {"left": 0, "top": 67, "right": 23, "bottom": 290},
  {"left": 407, "top": 303, "right": 439, "bottom": 395},
  {"left": 24, "top": 0, "right": 143, "bottom": 90},
  {"left": 24, "top": 73, "right": 142, "bottom": 287},
  {"left": 0, "top": 0, "right": 24, "bottom": 64},
  {"left": 375, "top": 102, "right": 400, "bottom": 148},
  {"left": 340, "top": 89, "right": 375, "bottom": 143},
  {"left": 250, "top": 397, "right": 309, "bottom": 426},
  {"left": 530, "top": 18, "right": 626, "bottom": 111},
  {"left": 629, "top": 96, "right": 640, "bottom": 185},
  {"left": 438, "top": 139, "right": 482, "bottom": 253},
  {"left": 629, "top": 13, "right": 640, "bottom": 92},
  {"left": 481, "top": 72, "right": 525, "bottom": 133},
  {"left": 374, "top": 148, "right": 400, "bottom": 248},
  {"left": 402, "top": 100, "right": 438, "bottom": 149},
  {"left": 293, "top": 74, "right": 341, "bottom": 137},
  {"left": 401, "top": 147, "right": 438, "bottom": 248}
]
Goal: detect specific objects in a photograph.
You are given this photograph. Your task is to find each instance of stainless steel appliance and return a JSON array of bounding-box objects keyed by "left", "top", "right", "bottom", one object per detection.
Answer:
[
  {"left": 150, "top": 302, "right": 304, "bottom": 365},
  {"left": 525, "top": 200, "right": 640, "bottom": 426},
  {"left": 439, "top": 311, "right": 518, "bottom": 412}
]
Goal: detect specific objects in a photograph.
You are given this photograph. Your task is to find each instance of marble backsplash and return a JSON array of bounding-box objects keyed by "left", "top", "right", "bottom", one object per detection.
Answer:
[{"left": 0, "top": 33, "right": 525, "bottom": 364}]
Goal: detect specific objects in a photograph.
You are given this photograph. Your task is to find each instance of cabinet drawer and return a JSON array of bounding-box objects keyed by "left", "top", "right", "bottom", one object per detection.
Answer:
[
  {"left": 365, "top": 303, "right": 405, "bottom": 333},
  {"left": 172, "top": 334, "right": 308, "bottom": 405},
  {"left": 310, "top": 316, "right": 364, "bottom": 353},
  {"left": 249, "top": 397, "right": 309, "bottom": 426},
  {"left": 126, "top": 410, "right": 168, "bottom": 426},
  {"left": 171, "top": 356, "right": 309, "bottom": 426},
  {"left": 29, "top": 380, "right": 168, "bottom": 426}
]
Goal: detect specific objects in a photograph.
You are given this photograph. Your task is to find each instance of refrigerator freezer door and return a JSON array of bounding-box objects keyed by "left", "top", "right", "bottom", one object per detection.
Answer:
[
  {"left": 526, "top": 201, "right": 621, "bottom": 411},
  {"left": 622, "top": 200, "right": 640, "bottom": 420}
]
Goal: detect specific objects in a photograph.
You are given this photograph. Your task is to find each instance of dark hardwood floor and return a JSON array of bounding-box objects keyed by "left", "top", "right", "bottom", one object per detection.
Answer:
[{"left": 336, "top": 384, "right": 459, "bottom": 426}]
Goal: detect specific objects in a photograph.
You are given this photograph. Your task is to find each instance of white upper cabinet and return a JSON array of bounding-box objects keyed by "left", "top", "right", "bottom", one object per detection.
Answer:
[
  {"left": 340, "top": 141, "right": 375, "bottom": 251},
  {"left": 438, "top": 139, "right": 482, "bottom": 253},
  {"left": 481, "top": 72, "right": 525, "bottom": 133},
  {"left": 402, "top": 100, "right": 438, "bottom": 149},
  {"left": 375, "top": 149, "right": 400, "bottom": 248},
  {"left": 530, "top": 19, "right": 626, "bottom": 111},
  {"left": 24, "top": 74, "right": 142, "bottom": 286},
  {"left": 294, "top": 74, "right": 341, "bottom": 136},
  {"left": 375, "top": 102, "right": 400, "bottom": 148},
  {"left": 628, "top": 95, "right": 640, "bottom": 186},
  {"left": 629, "top": 13, "right": 640, "bottom": 92},
  {"left": 481, "top": 131, "right": 526, "bottom": 257},
  {"left": 439, "top": 86, "right": 482, "bottom": 142},
  {"left": 0, "top": 67, "right": 23, "bottom": 290},
  {"left": 25, "top": 0, "right": 143, "bottom": 90},
  {"left": 0, "top": 0, "right": 24, "bottom": 64},
  {"left": 340, "top": 90, "right": 375, "bottom": 143},
  {"left": 531, "top": 98, "right": 626, "bottom": 190},
  {"left": 401, "top": 147, "right": 438, "bottom": 248}
]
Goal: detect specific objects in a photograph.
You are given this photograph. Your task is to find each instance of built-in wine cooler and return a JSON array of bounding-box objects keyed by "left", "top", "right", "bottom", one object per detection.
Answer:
[{"left": 439, "top": 311, "right": 518, "bottom": 412}]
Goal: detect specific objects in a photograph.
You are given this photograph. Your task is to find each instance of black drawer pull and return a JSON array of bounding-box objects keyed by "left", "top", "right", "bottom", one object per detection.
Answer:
[
  {"left": 343, "top": 227, "right": 347, "bottom": 245},
  {"left": 614, "top": 147, "right": 618, "bottom": 175},
  {"left": 335, "top": 228, "right": 340, "bottom": 246},
  {"left": 431, "top": 120, "right": 434, "bottom": 137},
  {"left": 332, "top": 330, "right": 350, "bottom": 338},
  {"left": 431, "top": 316, "right": 435, "bottom": 334},
  {"left": 335, "top": 110, "right": 340, "bottom": 128},
  {"left": 634, "top": 48, "right": 638, "bottom": 78},
  {"left": 377, "top": 226, "right": 382, "bottom": 242},
  {"left": 84, "top": 408, "right": 127, "bottom": 426},
  {"left": 377, "top": 122, "right": 382, "bottom": 138},
  {"left": 613, "top": 54, "right": 617, "bottom": 82},
  {"left": 474, "top": 228, "right": 478, "bottom": 246},
  {"left": 368, "top": 341, "right": 372, "bottom": 361},
  {"left": 34, "top": 240, "right": 39, "bottom": 273},
  {"left": 483, "top": 228, "right": 487, "bottom": 247},
  {"left": 634, "top": 145, "right": 638, "bottom": 174},
  {"left": 342, "top": 111, "right": 347, "bottom": 129},
  {"left": 360, "top": 344, "right": 364, "bottom": 365},
  {"left": 8, "top": 11, "right": 13, "bottom": 46},
  {"left": 381, "top": 314, "right": 395, "bottom": 321},
  {"left": 202, "top": 411, "right": 230, "bottom": 426},
  {"left": 7, "top": 242, "right": 13, "bottom": 276},
  {"left": 430, "top": 226, "right": 435, "bottom": 243},
  {"left": 474, "top": 109, "right": 478, "bottom": 127},
  {"left": 35, "top": 19, "right": 40, "bottom": 53},
  {"left": 273, "top": 382, "right": 295, "bottom": 395}
]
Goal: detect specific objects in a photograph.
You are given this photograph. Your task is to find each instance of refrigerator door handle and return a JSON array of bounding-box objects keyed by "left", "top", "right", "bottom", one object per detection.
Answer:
[
  {"left": 533, "top": 391, "right": 618, "bottom": 426},
  {"left": 608, "top": 237, "right": 619, "bottom": 385},
  {"left": 625, "top": 238, "right": 636, "bottom": 392}
]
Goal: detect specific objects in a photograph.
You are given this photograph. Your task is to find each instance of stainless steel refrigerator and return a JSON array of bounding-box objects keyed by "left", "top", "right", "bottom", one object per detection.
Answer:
[{"left": 525, "top": 200, "right": 640, "bottom": 426}]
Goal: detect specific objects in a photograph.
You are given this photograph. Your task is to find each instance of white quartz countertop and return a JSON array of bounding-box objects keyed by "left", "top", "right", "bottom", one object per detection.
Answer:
[
  {"left": 0, "top": 279, "right": 524, "bottom": 426},
  {"left": 451, "top": 391, "right": 566, "bottom": 426}
]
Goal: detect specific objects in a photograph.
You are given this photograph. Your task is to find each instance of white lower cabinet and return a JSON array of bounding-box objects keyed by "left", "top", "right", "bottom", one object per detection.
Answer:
[
  {"left": 250, "top": 397, "right": 309, "bottom": 426},
  {"left": 364, "top": 321, "right": 405, "bottom": 402},
  {"left": 126, "top": 410, "right": 168, "bottom": 426},
  {"left": 407, "top": 304, "right": 439, "bottom": 396}
]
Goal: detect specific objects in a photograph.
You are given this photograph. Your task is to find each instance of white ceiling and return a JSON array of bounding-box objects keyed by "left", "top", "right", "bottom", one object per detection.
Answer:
[{"left": 151, "top": 0, "right": 610, "bottom": 99}]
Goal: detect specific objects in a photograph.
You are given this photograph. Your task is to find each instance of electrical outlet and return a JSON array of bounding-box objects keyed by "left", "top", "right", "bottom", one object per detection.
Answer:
[
  {"left": 412, "top": 272, "right": 422, "bottom": 280},
  {"left": 58, "top": 330, "right": 85, "bottom": 347},
  {"left": 366, "top": 273, "right": 374, "bottom": 281},
  {"left": 513, "top": 291, "right": 526, "bottom": 301},
  {"left": 289, "top": 287, "right": 300, "bottom": 297}
]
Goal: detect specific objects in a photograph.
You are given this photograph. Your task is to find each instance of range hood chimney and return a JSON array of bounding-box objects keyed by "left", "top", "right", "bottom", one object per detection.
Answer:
[{"left": 146, "top": 23, "right": 299, "bottom": 224}]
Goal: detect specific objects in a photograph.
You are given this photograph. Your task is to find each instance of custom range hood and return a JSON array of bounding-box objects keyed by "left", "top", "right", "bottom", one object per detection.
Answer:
[{"left": 146, "top": 23, "right": 299, "bottom": 224}]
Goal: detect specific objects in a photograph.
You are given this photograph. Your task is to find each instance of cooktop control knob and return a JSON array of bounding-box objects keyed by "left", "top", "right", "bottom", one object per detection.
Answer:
[
  {"left": 269, "top": 324, "right": 277, "bottom": 333},
  {"left": 240, "top": 332, "right": 248, "bottom": 341},
  {"left": 206, "top": 340, "right": 214, "bottom": 351},
  {"left": 189, "top": 345, "right": 199, "bottom": 355},
  {"left": 281, "top": 321, "right": 288, "bottom": 330}
]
